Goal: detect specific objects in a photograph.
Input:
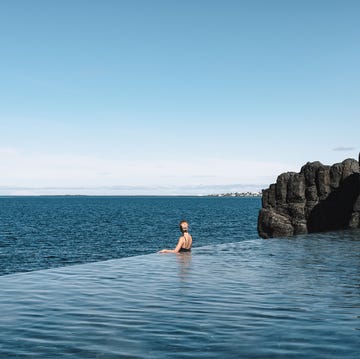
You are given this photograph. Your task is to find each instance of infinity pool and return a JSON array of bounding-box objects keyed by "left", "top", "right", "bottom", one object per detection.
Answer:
[{"left": 1, "top": 232, "right": 359, "bottom": 358}]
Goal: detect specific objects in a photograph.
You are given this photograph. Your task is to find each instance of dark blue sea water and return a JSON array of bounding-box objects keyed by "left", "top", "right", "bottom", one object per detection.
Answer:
[
  {"left": 1, "top": 196, "right": 359, "bottom": 358},
  {"left": 0, "top": 196, "right": 260, "bottom": 276}
]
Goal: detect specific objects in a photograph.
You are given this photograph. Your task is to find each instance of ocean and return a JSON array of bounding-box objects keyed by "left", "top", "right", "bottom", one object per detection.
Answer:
[
  {"left": 0, "top": 196, "right": 359, "bottom": 358},
  {"left": 0, "top": 196, "right": 260, "bottom": 276}
]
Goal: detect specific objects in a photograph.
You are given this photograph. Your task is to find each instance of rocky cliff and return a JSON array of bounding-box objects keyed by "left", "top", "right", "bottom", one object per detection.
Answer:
[{"left": 258, "top": 154, "right": 360, "bottom": 238}]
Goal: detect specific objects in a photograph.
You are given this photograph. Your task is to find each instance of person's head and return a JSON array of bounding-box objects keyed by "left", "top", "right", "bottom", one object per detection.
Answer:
[{"left": 179, "top": 220, "right": 189, "bottom": 233}]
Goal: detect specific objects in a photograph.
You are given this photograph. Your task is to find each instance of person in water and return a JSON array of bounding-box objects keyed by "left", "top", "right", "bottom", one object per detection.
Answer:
[{"left": 159, "top": 220, "right": 192, "bottom": 254}]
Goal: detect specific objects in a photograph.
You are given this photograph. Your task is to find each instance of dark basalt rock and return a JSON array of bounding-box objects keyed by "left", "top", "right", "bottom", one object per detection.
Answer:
[{"left": 258, "top": 156, "right": 360, "bottom": 238}]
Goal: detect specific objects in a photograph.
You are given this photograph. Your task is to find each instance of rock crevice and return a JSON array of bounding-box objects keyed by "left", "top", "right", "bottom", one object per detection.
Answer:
[{"left": 258, "top": 155, "right": 360, "bottom": 238}]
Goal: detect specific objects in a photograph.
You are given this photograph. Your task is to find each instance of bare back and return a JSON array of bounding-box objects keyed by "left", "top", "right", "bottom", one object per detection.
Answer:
[{"left": 181, "top": 233, "right": 192, "bottom": 250}]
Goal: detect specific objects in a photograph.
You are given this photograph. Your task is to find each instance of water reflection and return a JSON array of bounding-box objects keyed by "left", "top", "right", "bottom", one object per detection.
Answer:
[{"left": 176, "top": 252, "right": 192, "bottom": 283}]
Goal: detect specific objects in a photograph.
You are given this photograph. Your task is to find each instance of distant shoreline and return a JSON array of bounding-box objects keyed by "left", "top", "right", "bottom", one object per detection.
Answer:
[
  {"left": 0, "top": 193, "right": 262, "bottom": 198},
  {"left": 207, "top": 191, "right": 262, "bottom": 197}
]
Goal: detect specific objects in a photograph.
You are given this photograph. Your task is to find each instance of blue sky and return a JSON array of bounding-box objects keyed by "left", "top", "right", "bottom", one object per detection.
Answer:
[{"left": 0, "top": 0, "right": 359, "bottom": 195}]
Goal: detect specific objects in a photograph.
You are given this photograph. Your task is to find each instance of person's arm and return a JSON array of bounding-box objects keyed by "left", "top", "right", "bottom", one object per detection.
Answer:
[{"left": 159, "top": 236, "right": 184, "bottom": 254}]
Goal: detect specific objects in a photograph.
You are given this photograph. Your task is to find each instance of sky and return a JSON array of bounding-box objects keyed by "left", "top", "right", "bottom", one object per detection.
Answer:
[{"left": 0, "top": 0, "right": 359, "bottom": 195}]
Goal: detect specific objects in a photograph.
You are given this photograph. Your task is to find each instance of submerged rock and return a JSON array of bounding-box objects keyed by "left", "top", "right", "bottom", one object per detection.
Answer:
[{"left": 258, "top": 155, "right": 360, "bottom": 238}]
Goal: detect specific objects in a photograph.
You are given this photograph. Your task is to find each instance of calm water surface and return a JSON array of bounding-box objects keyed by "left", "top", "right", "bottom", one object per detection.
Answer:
[
  {"left": 0, "top": 197, "right": 359, "bottom": 358},
  {"left": 0, "top": 231, "right": 359, "bottom": 358}
]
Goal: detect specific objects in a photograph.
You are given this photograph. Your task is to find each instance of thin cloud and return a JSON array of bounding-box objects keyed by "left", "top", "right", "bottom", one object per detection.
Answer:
[
  {"left": 0, "top": 147, "right": 19, "bottom": 156},
  {"left": 191, "top": 175, "right": 218, "bottom": 178},
  {"left": 332, "top": 146, "right": 356, "bottom": 151}
]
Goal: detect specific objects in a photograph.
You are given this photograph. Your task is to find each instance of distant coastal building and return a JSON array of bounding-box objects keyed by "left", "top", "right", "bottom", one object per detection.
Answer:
[{"left": 208, "top": 191, "right": 262, "bottom": 197}]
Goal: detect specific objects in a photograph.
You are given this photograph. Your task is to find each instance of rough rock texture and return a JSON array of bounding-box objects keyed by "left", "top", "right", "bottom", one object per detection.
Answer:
[{"left": 258, "top": 156, "right": 360, "bottom": 238}]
